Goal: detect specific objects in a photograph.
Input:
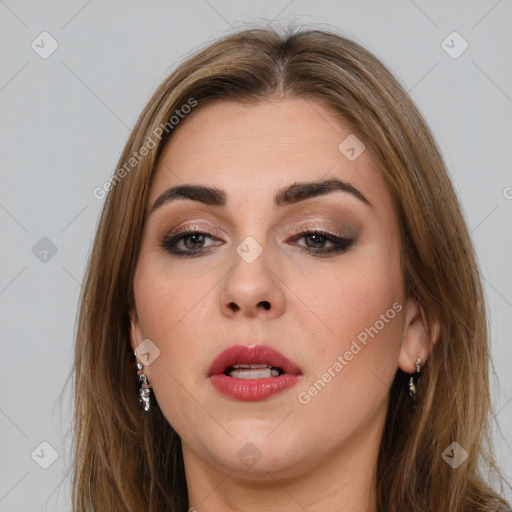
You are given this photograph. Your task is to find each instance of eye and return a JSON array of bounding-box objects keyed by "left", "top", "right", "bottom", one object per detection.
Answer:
[
  {"left": 160, "top": 227, "right": 223, "bottom": 257},
  {"left": 290, "top": 230, "right": 354, "bottom": 256}
]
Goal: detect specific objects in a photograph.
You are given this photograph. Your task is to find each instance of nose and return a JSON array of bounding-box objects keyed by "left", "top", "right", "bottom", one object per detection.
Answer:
[{"left": 220, "top": 242, "right": 285, "bottom": 320}]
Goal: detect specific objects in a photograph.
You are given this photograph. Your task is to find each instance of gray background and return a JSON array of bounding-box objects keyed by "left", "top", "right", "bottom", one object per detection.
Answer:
[{"left": 1, "top": 1, "right": 511, "bottom": 510}]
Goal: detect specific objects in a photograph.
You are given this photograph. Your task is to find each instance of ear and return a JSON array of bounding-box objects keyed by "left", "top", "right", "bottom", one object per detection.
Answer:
[
  {"left": 397, "top": 295, "right": 440, "bottom": 373},
  {"left": 129, "top": 310, "right": 141, "bottom": 354}
]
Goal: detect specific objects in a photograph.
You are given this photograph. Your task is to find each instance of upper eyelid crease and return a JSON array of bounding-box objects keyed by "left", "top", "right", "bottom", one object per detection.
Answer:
[{"left": 149, "top": 178, "right": 372, "bottom": 215}]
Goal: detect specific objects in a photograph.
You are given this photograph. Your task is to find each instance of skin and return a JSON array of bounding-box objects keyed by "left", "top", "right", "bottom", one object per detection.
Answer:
[{"left": 130, "top": 97, "right": 436, "bottom": 512}]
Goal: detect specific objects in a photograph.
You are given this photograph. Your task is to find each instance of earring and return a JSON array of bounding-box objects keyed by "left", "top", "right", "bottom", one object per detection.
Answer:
[
  {"left": 408, "top": 357, "right": 423, "bottom": 404},
  {"left": 135, "top": 352, "right": 152, "bottom": 412}
]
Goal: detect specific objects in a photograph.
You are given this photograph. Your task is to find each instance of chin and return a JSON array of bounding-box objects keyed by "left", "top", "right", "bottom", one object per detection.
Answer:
[{"left": 198, "top": 429, "right": 313, "bottom": 477}]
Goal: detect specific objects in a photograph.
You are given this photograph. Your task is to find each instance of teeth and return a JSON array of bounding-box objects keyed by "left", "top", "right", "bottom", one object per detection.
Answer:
[
  {"left": 228, "top": 367, "right": 280, "bottom": 379},
  {"left": 224, "top": 363, "right": 284, "bottom": 379},
  {"left": 231, "top": 363, "right": 270, "bottom": 369}
]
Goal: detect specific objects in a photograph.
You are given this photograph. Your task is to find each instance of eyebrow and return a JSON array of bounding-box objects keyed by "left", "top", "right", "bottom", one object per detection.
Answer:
[{"left": 149, "top": 177, "right": 371, "bottom": 214}]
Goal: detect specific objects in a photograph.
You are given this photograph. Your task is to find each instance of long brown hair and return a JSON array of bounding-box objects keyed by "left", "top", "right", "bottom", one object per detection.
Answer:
[{"left": 70, "top": 24, "right": 511, "bottom": 511}]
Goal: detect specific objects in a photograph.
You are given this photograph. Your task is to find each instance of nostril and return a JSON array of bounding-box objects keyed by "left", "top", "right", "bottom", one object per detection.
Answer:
[{"left": 228, "top": 301, "right": 270, "bottom": 311}]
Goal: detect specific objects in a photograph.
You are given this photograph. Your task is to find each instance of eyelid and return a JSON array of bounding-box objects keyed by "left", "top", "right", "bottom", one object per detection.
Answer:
[
  {"left": 282, "top": 221, "right": 352, "bottom": 239},
  {"left": 166, "top": 223, "right": 224, "bottom": 239}
]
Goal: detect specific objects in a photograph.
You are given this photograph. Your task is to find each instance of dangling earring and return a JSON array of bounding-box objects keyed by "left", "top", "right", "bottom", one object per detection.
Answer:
[
  {"left": 135, "top": 353, "right": 152, "bottom": 412},
  {"left": 408, "top": 357, "right": 423, "bottom": 405},
  {"left": 131, "top": 321, "right": 152, "bottom": 412}
]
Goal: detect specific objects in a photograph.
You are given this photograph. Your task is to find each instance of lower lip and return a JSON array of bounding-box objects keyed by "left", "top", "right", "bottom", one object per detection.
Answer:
[{"left": 209, "top": 374, "right": 302, "bottom": 401}]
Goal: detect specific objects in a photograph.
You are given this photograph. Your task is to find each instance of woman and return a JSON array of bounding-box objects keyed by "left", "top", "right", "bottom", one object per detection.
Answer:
[{"left": 72, "top": 25, "right": 511, "bottom": 511}]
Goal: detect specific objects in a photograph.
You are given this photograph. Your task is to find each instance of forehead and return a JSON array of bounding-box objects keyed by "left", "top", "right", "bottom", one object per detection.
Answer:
[{"left": 149, "top": 98, "right": 389, "bottom": 211}]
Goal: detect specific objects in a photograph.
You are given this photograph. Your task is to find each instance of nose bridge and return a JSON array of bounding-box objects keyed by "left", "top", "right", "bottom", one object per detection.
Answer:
[
  {"left": 228, "top": 195, "right": 274, "bottom": 269},
  {"left": 230, "top": 232, "right": 273, "bottom": 293}
]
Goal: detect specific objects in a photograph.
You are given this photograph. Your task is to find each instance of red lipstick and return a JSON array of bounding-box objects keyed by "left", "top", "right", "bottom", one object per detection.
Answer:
[{"left": 208, "top": 344, "right": 303, "bottom": 401}]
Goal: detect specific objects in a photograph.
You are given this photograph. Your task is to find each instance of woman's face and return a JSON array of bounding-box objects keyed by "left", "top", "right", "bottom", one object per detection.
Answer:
[{"left": 131, "top": 97, "right": 428, "bottom": 480}]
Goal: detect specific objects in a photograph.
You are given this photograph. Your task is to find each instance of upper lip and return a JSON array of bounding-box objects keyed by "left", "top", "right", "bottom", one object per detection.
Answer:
[{"left": 208, "top": 344, "right": 303, "bottom": 376}]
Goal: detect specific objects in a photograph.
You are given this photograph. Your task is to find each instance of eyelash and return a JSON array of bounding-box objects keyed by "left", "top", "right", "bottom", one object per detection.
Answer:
[{"left": 159, "top": 225, "right": 354, "bottom": 258}]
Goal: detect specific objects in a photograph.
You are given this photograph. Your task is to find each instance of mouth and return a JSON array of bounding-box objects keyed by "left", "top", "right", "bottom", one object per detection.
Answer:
[
  {"left": 208, "top": 344, "right": 303, "bottom": 401},
  {"left": 208, "top": 344, "right": 302, "bottom": 378}
]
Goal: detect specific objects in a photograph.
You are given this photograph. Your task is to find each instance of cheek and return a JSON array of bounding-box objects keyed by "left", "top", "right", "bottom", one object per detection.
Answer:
[
  {"left": 296, "top": 238, "right": 403, "bottom": 347},
  {"left": 134, "top": 254, "right": 216, "bottom": 341},
  {"left": 132, "top": 258, "right": 221, "bottom": 425},
  {"left": 294, "top": 241, "right": 404, "bottom": 427},
  {"left": 132, "top": 261, "right": 196, "bottom": 389}
]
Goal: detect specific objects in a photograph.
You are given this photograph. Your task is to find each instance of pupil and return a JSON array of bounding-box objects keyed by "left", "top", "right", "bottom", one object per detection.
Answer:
[
  {"left": 306, "top": 234, "right": 325, "bottom": 248},
  {"left": 185, "top": 234, "right": 204, "bottom": 249}
]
